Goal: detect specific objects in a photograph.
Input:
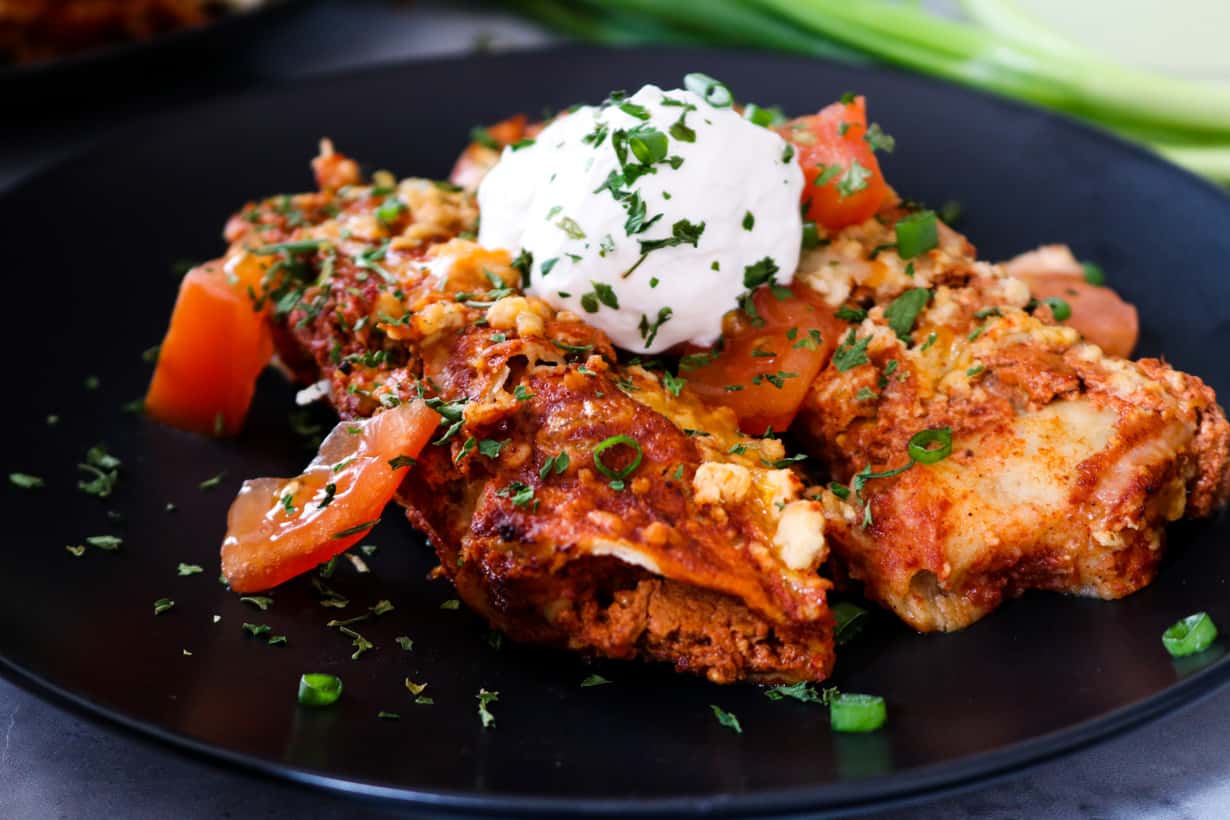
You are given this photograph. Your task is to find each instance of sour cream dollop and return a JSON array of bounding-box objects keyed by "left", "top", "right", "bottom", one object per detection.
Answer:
[{"left": 477, "top": 84, "right": 804, "bottom": 354}]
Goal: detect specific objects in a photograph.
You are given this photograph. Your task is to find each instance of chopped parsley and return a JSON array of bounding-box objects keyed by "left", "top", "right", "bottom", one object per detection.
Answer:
[
  {"left": 661, "top": 371, "right": 686, "bottom": 397},
  {"left": 765, "top": 681, "right": 826, "bottom": 703},
  {"left": 836, "top": 159, "right": 872, "bottom": 197},
  {"left": 177, "top": 563, "right": 204, "bottom": 576},
  {"left": 198, "top": 472, "right": 225, "bottom": 491},
  {"left": 478, "top": 439, "right": 509, "bottom": 459},
  {"left": 638, "top": 307, "right": 673, "bottom": 347},
  {"left": 863, "top": 123, "right": 895, "bottom": 153},
  {"left": 9, "top": 473, "right": 43, "bottom": 489},
  {"left": 497, "top": 481, "right": 536, "bottom": 509},
  {"left": 539, "top": 451, "right": 571, "bottom": 480},
  {"left": 477, "top": 688, "right": 499, "bottom": 728},
  {"left": 742, "top": 256, "right": 780, "bottom": 290},
  {"left": 709, "top": 704, "right": 743, "bottom": 734},
  {"left": 883, "top": 288, "right": 932, "bottom": 341},
  {"left": 153, "top": 598, "right": 175, "bottom": 615},
  {"left": 85, "top": 535, "right": 122, "bottom": 551},
  {"left": 833, "top": 329, "right": 871, "bottom": 372},
  {"left": 834, "top": 305, "right": 867, "bottom": 323}
]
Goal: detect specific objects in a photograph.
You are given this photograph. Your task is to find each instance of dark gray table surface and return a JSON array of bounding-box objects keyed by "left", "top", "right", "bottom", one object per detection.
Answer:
[{"left": 2, "top": 2, "right": 1226, "bottom": 817}]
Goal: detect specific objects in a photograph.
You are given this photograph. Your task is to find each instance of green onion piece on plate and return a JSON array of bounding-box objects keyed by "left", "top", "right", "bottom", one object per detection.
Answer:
[
  {"left": 298, "top": 673, "right": 343, "bottom": 707},
  {"left": 830, "top": 693, "right": 887, "bottom": 733},
  {"left": 1162, "top": 612, "right": 1218, "bottom": 658},
  {"left": 894, "top": 211, "right": 938, "bottom": 259},
  {"left": 908, "top": 427, "right": 953, "bottom": 464}
]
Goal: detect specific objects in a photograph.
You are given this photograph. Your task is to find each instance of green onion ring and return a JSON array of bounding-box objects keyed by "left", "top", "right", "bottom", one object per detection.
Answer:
[
  {"left": 907, "top": 427, "right": 952, "bottom": 464},
  {"left": 1162, "top": 612, "right": 1218, "bottom": 658},
  {"left": 298, "top": 673, "right": 343, "bottom": 707},
  {"left": 1042, "top": 296, "right": 1072, "bottom": 321},
  {"left": 592, "top": 435, "right": 644, "bottom": 480},
  {"left": 829, "top": 693, "right": 887, "bottom": 733},
  {"left": 684, "top": 72, "right": 733, "bottom": 108}
]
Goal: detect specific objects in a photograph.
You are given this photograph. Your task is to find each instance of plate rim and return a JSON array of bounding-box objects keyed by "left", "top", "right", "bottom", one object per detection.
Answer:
[{"left": 4, "top": 44, "right": 1230, "bottom": 816}]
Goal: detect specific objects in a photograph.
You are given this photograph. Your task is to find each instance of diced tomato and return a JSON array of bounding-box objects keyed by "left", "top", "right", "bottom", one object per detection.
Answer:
[
  {"left": 221, "top": 400, "right": 440, "bottom": 593},
  {"left": 780, "top": 96, "right": 892, "bottom": 231},
  {"left": 145, "top": 252, "right": 274, "bottom": 436},
  {"left": 1019, "top": 273, "right": 1140, "bottom": 358},
  {"left": 1000, "top": 245, "right": 1140, "bottom": 358},
  {"left": 684, "top": 283, "right": 847, "bottom": 436}
]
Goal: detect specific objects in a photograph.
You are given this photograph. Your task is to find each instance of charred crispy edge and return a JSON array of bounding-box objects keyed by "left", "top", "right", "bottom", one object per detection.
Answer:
[
  {"left": 398, "top": 473, "right": 834, "bottom": 683},
  {"left": 1139, "top": 358, "right": 1230, "bottom": 517}
]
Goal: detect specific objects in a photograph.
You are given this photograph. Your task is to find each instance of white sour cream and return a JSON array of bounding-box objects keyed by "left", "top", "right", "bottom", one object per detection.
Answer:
[{"left": 477, "top": 84, "right": 803, "bottom": 354}]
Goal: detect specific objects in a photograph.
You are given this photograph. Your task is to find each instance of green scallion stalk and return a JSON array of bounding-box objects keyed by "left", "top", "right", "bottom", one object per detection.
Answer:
[{"left": 504, "top": 0, "right": 1230, "bottom": 184}]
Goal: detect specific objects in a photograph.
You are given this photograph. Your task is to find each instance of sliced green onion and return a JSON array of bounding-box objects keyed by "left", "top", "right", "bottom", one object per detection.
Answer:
[
  {"left": 628, "top": 127, "right": 669, "bottom": 164},
  {"left": 684, "top": 72, "right": 733, "bottom": 108},
  {"left": 829, "top": 692, "right": 886, "bottom": 733},
  {"left": 375, "top": 199, "right": 405, "bottom": 224},
  {"left": 801, "top": 221, "right": 820, "bottom": 250},
  {"left": 908, "top": 427, "right": 953, "bottom": 464},
  {"left": 592, "top": 435, "right": 644, "bottom": 480},
  {"left": 1162, "top": 612, "right": 1218, "bottom": 658},
  {"left": 1082, "top": 261, "right": 1105, "bottom": 286},
  {"left": 1042, "top": 296, "right": 1072, "bottom": 321},
  {"left": 298, "top": 673, "right": 343, "bottom": 707},
  {"left": 743, "top": 102, "right": 785, "bottom": 127},
  {"left": 894, "top": 210, "right": 938, "bottom": 259}
]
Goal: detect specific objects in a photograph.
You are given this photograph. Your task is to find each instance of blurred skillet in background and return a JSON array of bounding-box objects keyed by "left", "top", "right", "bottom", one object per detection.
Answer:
[{"left": 0, "top": 0, "right": 307, "bottom": 105}]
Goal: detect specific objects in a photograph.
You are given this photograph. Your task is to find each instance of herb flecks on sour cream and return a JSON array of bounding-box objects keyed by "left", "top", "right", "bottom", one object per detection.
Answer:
[{"left": 477, "top": 82, "right": 804, "bottom": 354}]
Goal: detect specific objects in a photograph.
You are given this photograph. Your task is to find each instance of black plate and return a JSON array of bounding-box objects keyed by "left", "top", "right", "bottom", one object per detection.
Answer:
[{"left": 2, "top": 48, "right": 1229, "bottom": 817}]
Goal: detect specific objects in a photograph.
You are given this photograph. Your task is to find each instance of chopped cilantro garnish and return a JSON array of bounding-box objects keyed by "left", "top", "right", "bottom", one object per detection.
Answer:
[
  {"left": 198, "top": 472, "right": 225, "bottom": 491},
  {"left": 477, "top": 689, "right": 499, "bottom": 729},
  {"left": 709, "top": 704, "right": 743, "bottom": 733},
  {"left": 834, "top": 305, "right": 867, "bottom": 323},
  {"left": 9, "top": 473, "right": 43, "bottom": 489},
  {"left": 765, "top": 681, "right": 826, "bottom": 703},
  {"left": 478, "top": 439, "right": 509, "bottom": 459},
  {"left": 836, "top": 159, "right": 872, "bottom": 197},
  {"left": 742, "top": 256, "right": 780, "bottom": 289},
  {"left": 661, "top": 371, "right": 686, "bottom": 397},
  {"left": 884, "top": 288, "right": 932, "bottom": 341},
  {"left": 863, "top": 123, "right": 895, "bottom": 153},
  {"left": 85, "top": 535, "right": 122, "bottom": 551},
  {"left": 497, "top": 481, "right": 536, "bottom": 509},
  {"left": 833, "top": 329, "right": 871, "bottom": 372}
]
